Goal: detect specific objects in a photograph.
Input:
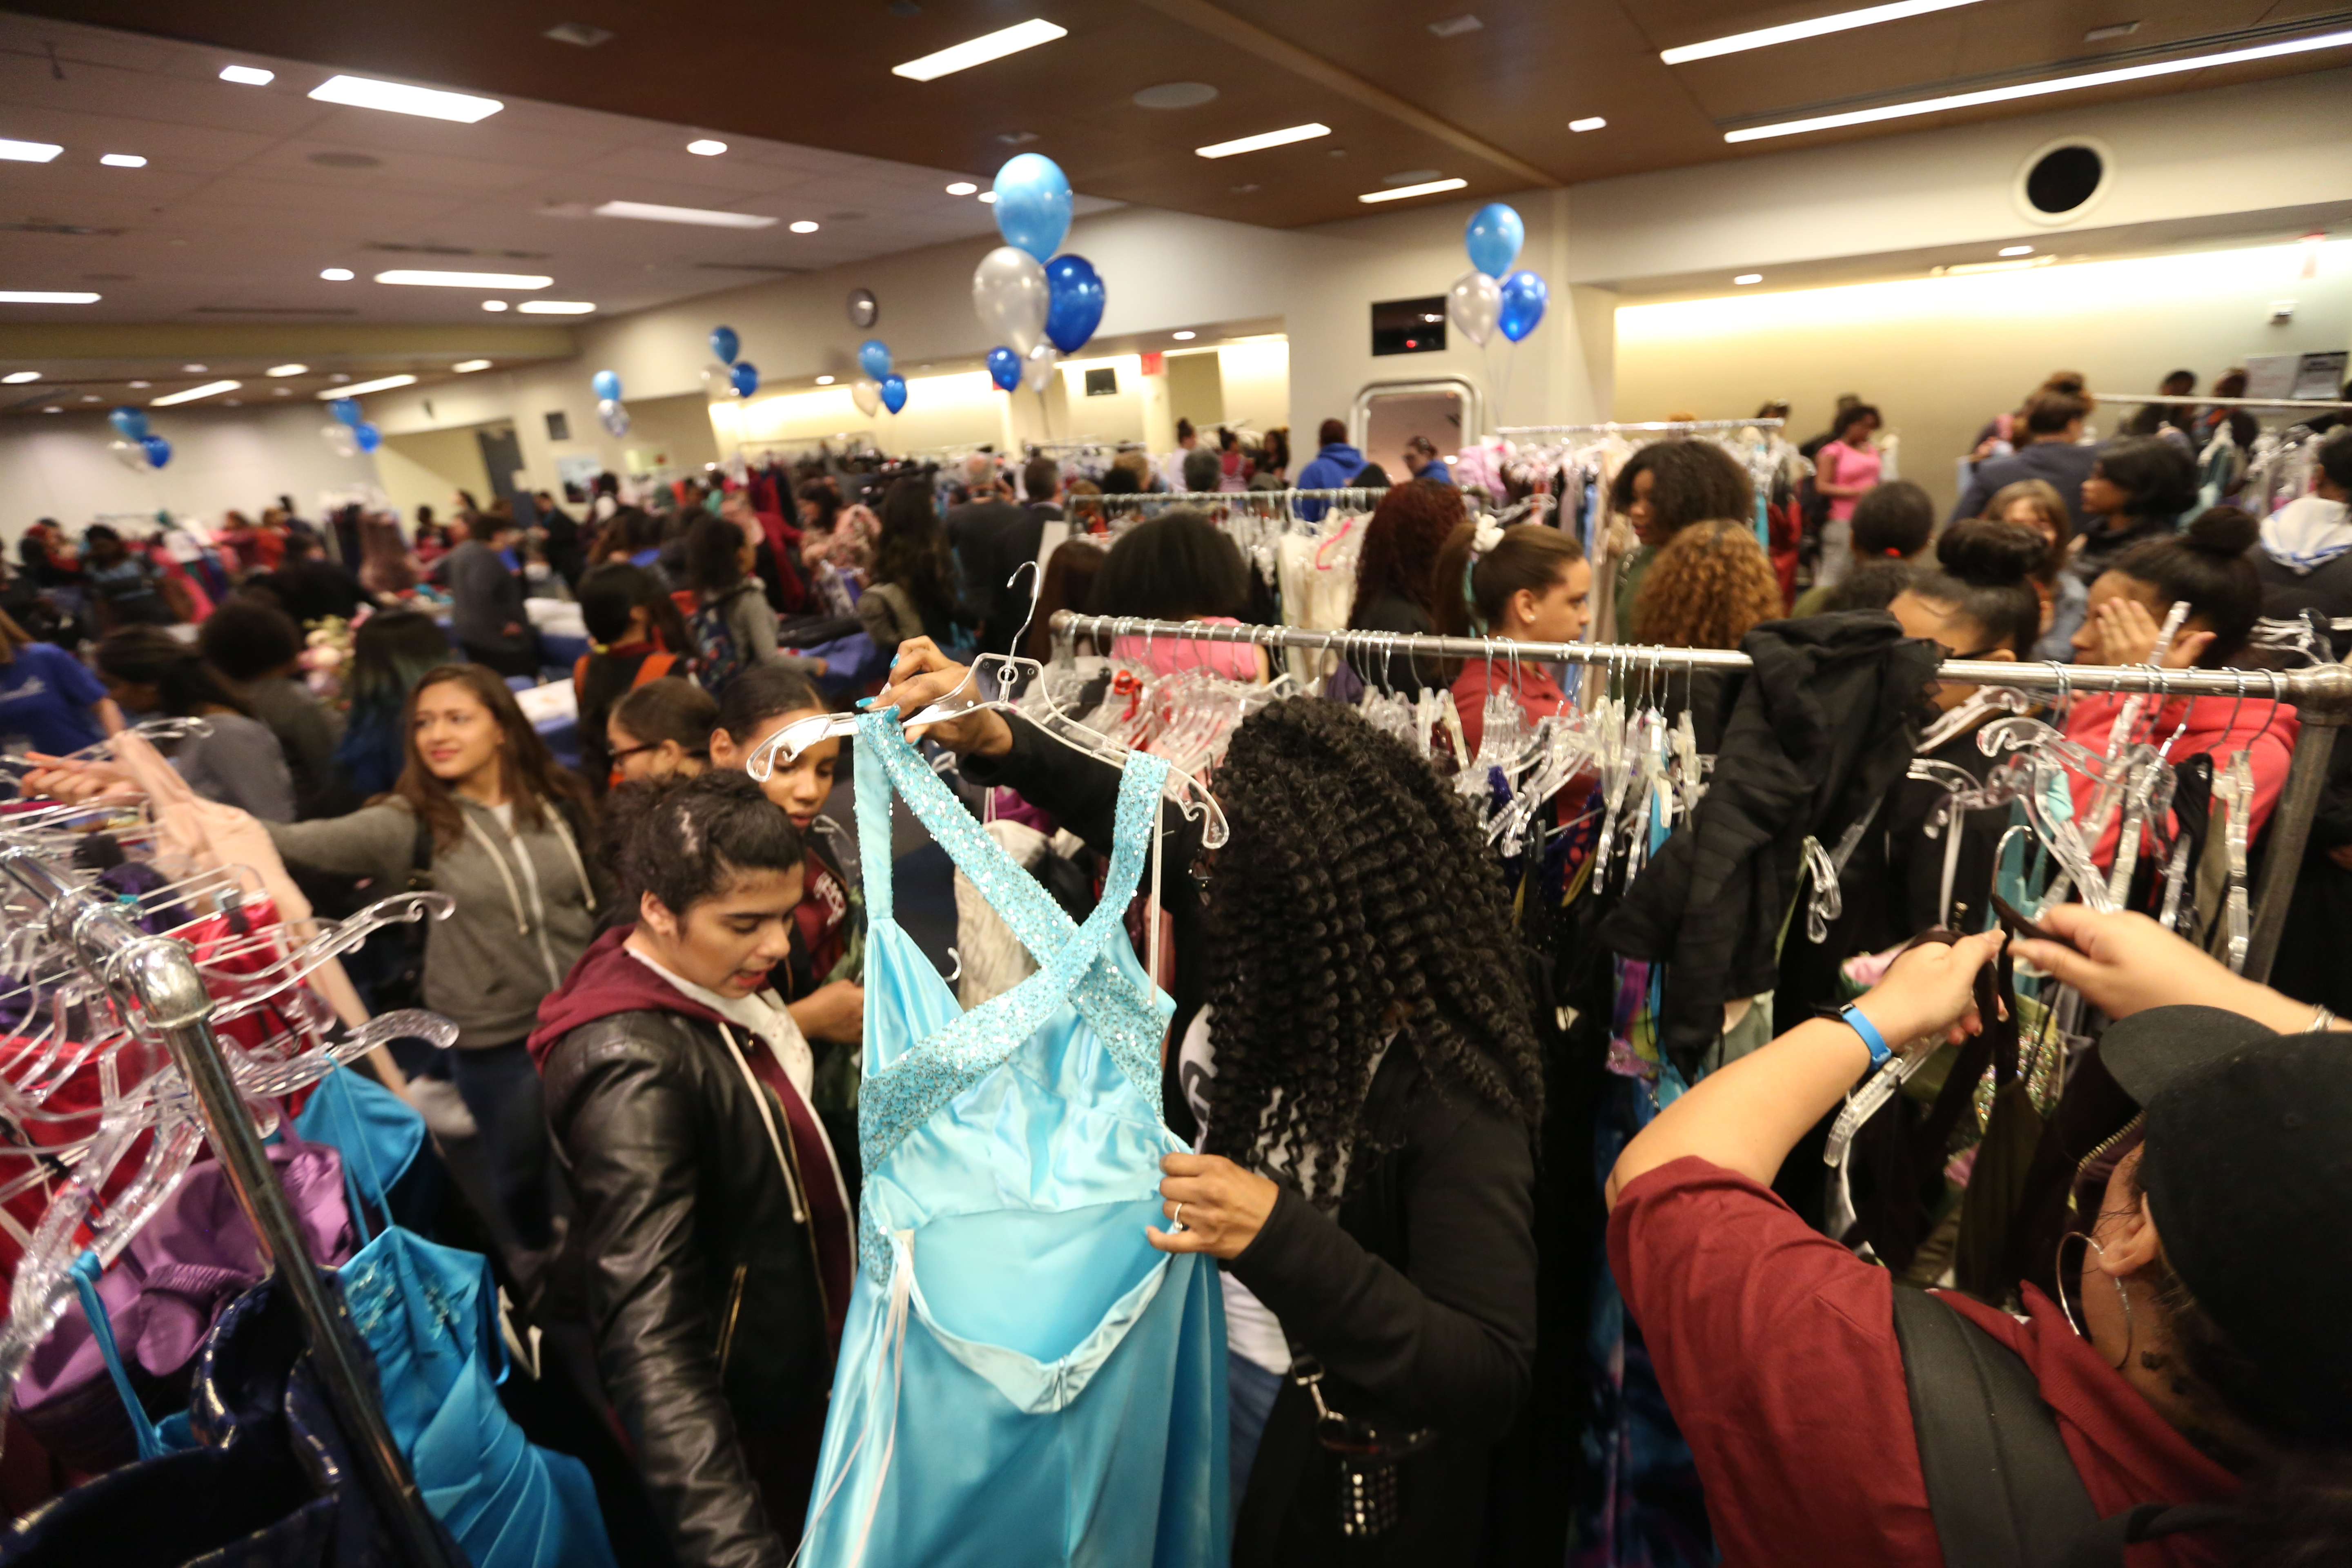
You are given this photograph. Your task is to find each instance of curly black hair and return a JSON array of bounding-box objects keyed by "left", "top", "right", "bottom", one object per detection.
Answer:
[{"left": 1199, "top": 699, "right": 1542, "bottom": 1206}]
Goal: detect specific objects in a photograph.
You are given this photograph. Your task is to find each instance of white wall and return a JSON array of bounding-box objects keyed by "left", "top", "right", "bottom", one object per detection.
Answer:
[{"left": 0, "top": 403, "right": 383, "bottom": 538}]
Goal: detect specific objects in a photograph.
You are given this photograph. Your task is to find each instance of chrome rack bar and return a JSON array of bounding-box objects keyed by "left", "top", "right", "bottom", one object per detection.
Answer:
[
  {"left": 1497, "top": 418, "right": 1786, "bottom": 436},
  {"left": 2091, "top": 394, "right": 2352, "bottom": 411},
  {"left": 0, "top": 846, "right": 459, "bottom": 1568},
  {"left": 1049, "top": 612, "right": 2352, "bottom": 982}
]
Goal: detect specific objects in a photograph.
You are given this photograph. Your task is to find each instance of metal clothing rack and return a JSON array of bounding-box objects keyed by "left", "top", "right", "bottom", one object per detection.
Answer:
[
  {"left": 1497, "top": 419, "right": 1787, "bottom": 437},
  {"left": 1048, "top": 612, "right": 2352, "bottom": 984},
  {"left": 0, "top": 845, "right": 459, "bottom": 1568},
  {"left": 2092, "top": 394, "right": 2352, "bottom": 411}
]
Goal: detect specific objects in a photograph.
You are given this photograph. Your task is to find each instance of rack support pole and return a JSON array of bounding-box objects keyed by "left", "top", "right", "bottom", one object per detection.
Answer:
[{"left": 2245, "top": 695, "right": 2347, "bottom": 984}]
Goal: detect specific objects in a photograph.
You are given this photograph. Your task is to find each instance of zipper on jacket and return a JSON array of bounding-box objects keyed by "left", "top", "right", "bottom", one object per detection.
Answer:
[{"left": 716, "top": 1262, "right": 748, "bottom": 1373}]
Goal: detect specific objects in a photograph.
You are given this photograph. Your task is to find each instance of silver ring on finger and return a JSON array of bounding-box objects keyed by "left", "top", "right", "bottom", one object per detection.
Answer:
[{"left": 1170, "top": 1202, "right": 1186, "bottom": 1231}]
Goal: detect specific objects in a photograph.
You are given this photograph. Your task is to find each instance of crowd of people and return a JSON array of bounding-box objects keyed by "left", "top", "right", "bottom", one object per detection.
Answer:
[{"left": 8, "top": 365, "right": 2352, "bottom": 1567}]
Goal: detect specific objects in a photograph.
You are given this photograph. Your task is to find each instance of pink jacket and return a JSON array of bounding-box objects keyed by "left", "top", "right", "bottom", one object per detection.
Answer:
[{"left": 2062, "top": 690, "right": 2299, "bottom": 867}]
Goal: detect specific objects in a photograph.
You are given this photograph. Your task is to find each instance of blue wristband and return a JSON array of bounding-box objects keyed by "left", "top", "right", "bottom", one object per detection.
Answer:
[{"left": 1840, "top": 1003, "right": 1891, "bottom": 1068}]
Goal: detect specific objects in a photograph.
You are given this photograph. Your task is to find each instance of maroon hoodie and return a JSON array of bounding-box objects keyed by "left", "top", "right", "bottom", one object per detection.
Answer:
[{"left": 530, "top": 925, "right": 853, "bottom": 1347}]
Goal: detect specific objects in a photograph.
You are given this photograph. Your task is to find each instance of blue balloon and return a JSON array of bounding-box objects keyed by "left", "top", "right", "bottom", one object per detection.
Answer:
[
  {"left": 730, "top": 361, "right": 760, "bottom": 398},
  {"left": 328, "top": 398, "right": 363, "bottom": 428},
  {"left": 353, "top": 422, "right": 382, "bottom": 453},
  {"left": 993, "top": 153, "right": 1072, "bottom": 263},
  {"left": 879, "top": 374, "right": 908, "bottom": 414},
  {"left": 986, "top": 346, "right": 1022, "bottom": 392},
  {"left": 1042, "top": 254, "right": 1105, "bottom": 355},
  {"left": 709, "top": 325, "right": 739, "bottom": 365},
  {"left": 591, "top": 369, "right": 622, "bottom": 401},
  {"left": 108, "top": 405, "right": 148, "bottom": 440},
  {"left": 1497, "top": 269, "right": 1548, "bottom": 343},
  {"left": 1465, "top": 203, "right": 1525, "bottom": 279},
  {"left": 858, "top": 339, "right": 893, "bottom": 380},
  {"left": 139, "top": 434, "right": 171, "bottom": 468}
]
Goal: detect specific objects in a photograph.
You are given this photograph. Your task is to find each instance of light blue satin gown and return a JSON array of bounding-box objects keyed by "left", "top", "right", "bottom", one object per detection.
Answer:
[{"left": 799, "top": 711, "right": 1228, "bottom": 1568}]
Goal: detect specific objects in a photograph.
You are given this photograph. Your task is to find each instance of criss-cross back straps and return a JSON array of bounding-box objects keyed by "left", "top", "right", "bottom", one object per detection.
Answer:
[{"left": 853, "top": 711, "right": 1171, "bottom": 1179}]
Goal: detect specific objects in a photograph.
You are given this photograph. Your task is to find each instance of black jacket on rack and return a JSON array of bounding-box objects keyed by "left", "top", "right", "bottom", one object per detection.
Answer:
[
  {"left": 1603, "top": 611, "right": 1938, "bottom": 1079},
  {"left": 960, "top": 717, "right": 1538, "bottom": 1568}
]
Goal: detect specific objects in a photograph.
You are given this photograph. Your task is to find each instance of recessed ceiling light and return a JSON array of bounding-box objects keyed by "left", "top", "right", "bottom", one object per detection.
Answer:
[
  {"left": 375, "top": 269, "right": 553, "bottom": 288},
  {"left": 1664, "top": 0, "right": 1985, "bottom": 64},
  {"left": 592, "top": 199, "right": 778, "bottom": 229},
  {"left": 182, "top": 363, "right": 208, "bottom": 372},
  {"left": 1429, "top": 14, "right": 1483, "bottom": 36},
  {"left": 517, "top": 300, "right": 596, "bottom": 314},
  {"left": 317, "top": 374, "right": 416, "bottom": 398},
  {"left": 893, "top": 19, "right": 1067, "bottom": 80},
  {"left": 1196, "top": 123, "right": 1331, "bottom": 158},
  {"left": 544, "top": 21, "right": 615, "bottom": 47},
  {"left": 1132, "top": 81, "right": 1219, "bottom": 109},
  {"left": 1935, "top": 255, "right": 2057, "bottom": 275},
  {"left": 320, "top": 267, "right": 355, "bottom": 281},
  {"left": 815, "top": 375, "right": 835, "bottom": 385},
  {"left": 129, "top": 379, "right": 150, "bottom": 388},
  {"left": 151, "top": 379, "right": 242, "bottom": 406},
  {"left": 307, "top": 74, "right": 503, "bottom": 123},
  {"left": 0, "top": 371, "right": 36, "bottom": 383},
  {"left": 0, "top": 291, "right": 100, "bottom": 304},
  {"left": 1172, "top": 330, "right": 1197, "bottom": 341},
  {"left": 99, "top": 153, "right": 147, "bottom": 168},
  {"left": 1734, "top": 273, "right": 1764, "bottom": 285},
  {"left": 482, "top": 300, "right": 509, "bottom": 312},
  {"left": 1229, "top": 183, "right": 1259, "bottom": 194},
  {"left": 2085, "top": 20, "right": 2140, "bottom": 41},
  {"left": 945, "top": 180, "right": 978, "bottom": 195},
  {"left": 1729, "top": 26, "right": 2352, "bottom": 140},
  {"left": 327, "top": 373, "right": 348, "bottom": 381},
  {"left": 686, "top": 138, "right": 727, "bottom": 156},
  {"left": 453, "top": 359, "right": 492, "bottom": 372},
  {"left": 1998, "top": 244, "right": 2036, "bottom": 256},
  {"left": 1358, "top": 177, "right": 1468, "bottom": 204},
  {"left": 789, "top": 220, "right": 820, "bottom": 234},
  {"left": 79, "top": 394, "right": 98, "bottom": 402},
  {"left": 223, "top": 398, "right": 241, "bottom": 405},
  {"left": 996, "top": 131, "right": 1038, "bottom": 147},
  {"left": 40, "top": 406, "right": 58, "bottom": 414},
  {"left": 0, "top": 139, "right": 63, "bottom": 164},
  {"left": 1569, "top": 116, "right": 1607, "bottom": 132},
  {"left": 218, "top": 65, "right": 275, "bottom": 86},
  {"left": 274, "top": 387, "right": 291, "bottom": 394},
  {"left": 978, "top": 190, "right": 998, "bottom": 204},
  {"left": 265, "top": 363, "right": 307, "bottom": 376}
]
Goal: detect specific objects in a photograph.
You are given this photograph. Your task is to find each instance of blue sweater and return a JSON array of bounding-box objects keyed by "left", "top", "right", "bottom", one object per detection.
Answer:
[{"left": 1294, "top": 443, "right": 1368, "bottom": 520}]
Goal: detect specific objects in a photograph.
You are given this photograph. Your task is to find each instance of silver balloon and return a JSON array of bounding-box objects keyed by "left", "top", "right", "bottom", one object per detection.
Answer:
[
  {"left": 972, "top": 245, "right": 1050, "bottom": 359},
  {"left": 108, "top": 437, "right": 152, "bottom": 472},
  {"left": 700, "top": 361, "right": 734, "bottom": 402},
  {"left": 1021, "top": 342, "right": 1059, "bottom": 391},
  {"left": 598, "top": 397, "right": 631, "bottom": 438},
  {"left": 317, "top": 422, "right": 359, "bottom": 459},
  {"left": 1448, "top": 269, "right": 1502, "bottom": 348},
  {"left": 850, "top": 378, "right": 882, "bottom": 419}
]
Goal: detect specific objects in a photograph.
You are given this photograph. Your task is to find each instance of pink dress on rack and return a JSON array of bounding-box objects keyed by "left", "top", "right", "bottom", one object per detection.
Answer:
[{"left": 1110, "top": 616, "right": 1265, "bottom": 682}]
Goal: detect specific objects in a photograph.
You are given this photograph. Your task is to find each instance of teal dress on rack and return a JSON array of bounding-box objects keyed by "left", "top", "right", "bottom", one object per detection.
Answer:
[{"left": 799, "top": 711, "right": 1227, "bottom": 1568}]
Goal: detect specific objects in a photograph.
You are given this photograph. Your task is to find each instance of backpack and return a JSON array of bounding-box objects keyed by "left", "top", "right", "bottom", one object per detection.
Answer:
[
  {"left": 689, "top": 591, "right": 749, "bottom": 695},
  {"left": 1893, "top": 1286, "right": 2234, "bottom": 1567}
]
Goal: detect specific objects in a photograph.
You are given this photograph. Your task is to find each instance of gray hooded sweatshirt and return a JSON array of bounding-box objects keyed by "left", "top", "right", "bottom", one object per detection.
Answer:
[{"left": 267, "top": 794, "right": 601, "bottom": 1047}]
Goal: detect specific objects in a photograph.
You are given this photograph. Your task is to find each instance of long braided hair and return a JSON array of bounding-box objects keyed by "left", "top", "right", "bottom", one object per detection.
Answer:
[{"left": 1198, "top": 698, "right": 1541, "bottom": 1206}]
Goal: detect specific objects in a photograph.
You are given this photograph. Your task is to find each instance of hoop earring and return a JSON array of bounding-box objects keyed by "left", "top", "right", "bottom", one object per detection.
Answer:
[{"left": 2056, "top": 1229, "right": 2134, "bottom": 1370}]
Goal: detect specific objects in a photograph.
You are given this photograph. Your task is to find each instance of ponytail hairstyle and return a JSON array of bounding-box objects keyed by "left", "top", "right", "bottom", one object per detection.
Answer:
[
  {"left": 1849, "top": 479, "right": 1935, "bottom": 560},
  {"left": 2110, "top": 506, "right": 2262, "bottom": 666},
  {"left": 614, "top": 769, "right": 804, "bottom": 918},
  {"left": 1907, "top": 520, "right": 2045, "bottom": 657},
  {"left": 1432, "top": 520, "right": 1585, "bottom": 636}
]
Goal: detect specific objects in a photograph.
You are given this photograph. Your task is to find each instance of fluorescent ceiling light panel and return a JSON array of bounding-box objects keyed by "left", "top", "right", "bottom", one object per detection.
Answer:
[
  {"left": 892, "top": 19, "right": 1068, "bottom": 80},
  {"left": 219, "top": 65, "right": 274, "bottom": 85},
  {"left": 99, "top": 153, "right": 147, "bottom": 168},
  {"left": 182, "top": 363, "right": 207, "bottom": 372},
  {"left": 1195, "top": 122, "right": 1331, "bottom": 158},
  {"left": 374, "top": 269, "right": 552, "bottom": 288},
  {"left": 151, "top": 379, "right": 241, "bottom": 405},
  {"left": 481, "top": 300, "right": 509, "bottom": 311},
  {"left": 1663, "top": 0, "right": 1984, "bottom": 64},
  {"left": 0, "top": 291, "right": 98, "bottom": 303},
  {"left": 978, "top": 190, "right": 998, "bottom": 203},
  {"left": 1171, "top": 331, "right": 1196, "bottom": 340},
  {"left": 453, "top": 359, "right": 491, "bottom": 372},
  {"left": 0, "top": 371, "right": 36, "bottom": 383},
  {"left": 316, "top": 374, "right": 416, "bottom": 398},
  {"left": 789, "top": 220, "right": 820, "bottom": 233},
  {"left": 815, "top": 375, "right": 835, "bottom": 385},
  {"left": 320, "top": 267, "right": 354, "bottom": 281},
  {"left": 0, "top": 139, "right": 62, "bottom": 163},
  {"left": 1734, "top": 273, "right": 1764, "bottom": 284},
  {"left": 592, "top": 199, "right": 777, "bottom": 229},
  {"left": 517, "top": 300, "right": 595, "bottom": 314},
  {"left": 307, "top": 74, "right": 503, "bottom": 123},
  {"left": 265, "top": 363, "right": 308, "bottom": 376},
  {"left": 1569, "top": 116, "right": 1607, "bottom": 132},
  {"left": 686, "top": 139, "right": 727, "bottom": 155},
  {"left": 1728, "top": 27, "right": 2352, "bottom": 140},
  {"left": 1358, "top": 177, "right": 1468, "bottom": 203},
  {"left": 946, "top": 181, "right": 978, "bottom": 195},
  {"left": 1998, "top": 244, "right": 2035, "bottom": 256}
]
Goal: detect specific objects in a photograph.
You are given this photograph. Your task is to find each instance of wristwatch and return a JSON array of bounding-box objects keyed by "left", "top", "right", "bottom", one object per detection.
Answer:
[{"left": 1840, "top": 1002, "right": 1892, "bottom": 1069}]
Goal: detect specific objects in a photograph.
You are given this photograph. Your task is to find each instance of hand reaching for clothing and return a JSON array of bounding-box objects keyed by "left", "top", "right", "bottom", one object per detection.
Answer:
[
  {"left": 875, "top": 638, "right": 1013, "bottom": 758},
  {"left": 1851, "top": 927, "right": 2007, "bottom": 1051},
  {"left": 2008, "top": 904, "right": 2334, "bottom": 1033},
  {"left": 1148, "top": 1152, "right": 1278, "bottom": 1261}
]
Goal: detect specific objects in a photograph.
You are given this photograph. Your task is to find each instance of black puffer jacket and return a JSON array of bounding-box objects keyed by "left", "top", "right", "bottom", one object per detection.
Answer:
[{"left": 539, "top": 1000, "right": 833, "bottom": 1568}]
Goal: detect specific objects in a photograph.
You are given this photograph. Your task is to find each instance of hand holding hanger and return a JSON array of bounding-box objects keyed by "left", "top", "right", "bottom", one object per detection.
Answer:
[
  {"left": 2009, "top": 904, "right": 2346, "bottom": 1032},
  {"left": 878, "top": 638, "right": 1015, "bottom": 757}
]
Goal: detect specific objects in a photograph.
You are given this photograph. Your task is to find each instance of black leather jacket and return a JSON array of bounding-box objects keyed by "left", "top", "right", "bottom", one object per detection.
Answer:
[{"left": 541, "top": 1009, "right": 832, "bottom": 1568}]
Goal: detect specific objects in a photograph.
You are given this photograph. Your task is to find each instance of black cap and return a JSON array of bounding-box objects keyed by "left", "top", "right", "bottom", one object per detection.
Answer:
[{"left": 2104, "top": 1006, "right": 2352, "bottom": 1439}]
